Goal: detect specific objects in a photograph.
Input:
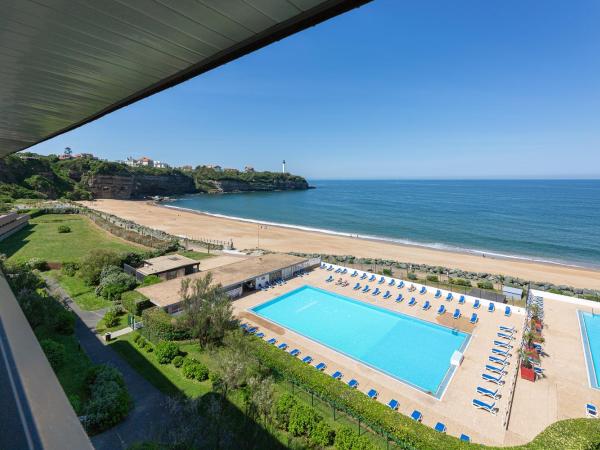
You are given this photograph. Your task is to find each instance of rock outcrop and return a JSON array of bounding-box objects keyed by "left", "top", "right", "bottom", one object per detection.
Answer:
[
  {"left": 86, "top": 173, "right": 196, "bottom": 199},
  {"left": 202, "top": 178, "right": 309, "bottom": 193}
]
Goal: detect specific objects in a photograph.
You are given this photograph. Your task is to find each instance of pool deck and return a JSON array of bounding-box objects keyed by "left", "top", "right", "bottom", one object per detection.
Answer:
[{"left": 233, "top": 267, "right": 526, "bottom": 446}]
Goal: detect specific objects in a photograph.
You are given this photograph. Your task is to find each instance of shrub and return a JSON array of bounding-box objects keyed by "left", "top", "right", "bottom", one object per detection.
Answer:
[
  {"left": 53, "top": 309, "right": 75, "bottom": 335},
  {"left": 382, "top": 268, "right": 392, "bottom": 276},
  {"left": 102, "top": 308, "right": 120, "bottom": 328},
  {"left": 310, "top": 420, "right": 335, "bottom": 447},
  {"left": 140, "top": 275, "right": 162, "bottom": 287},
  {"left": 96, "top": 270, "right": 137, "bottom": 300},
  {"left": 79, "top": 249, "right": 122, "bottom": 285},
  {"left": 82, "top": 365, "right": 132, "bottom": 434},
  {"left": 449, "top": 277, "right": 471, "bottom": 287},
  {"left": 288, "top": 403, "right": 321, "bottom": 437},
  {"left": 209, "top": 371, "right": 224, "bottom": 392},
  {"left": 477, "top": 280, "right": 494, "bottom": 290},
  {"left": 182, "top": 358, "right": 208, "bottom": 381},
  {"left": 61, "top": 261, "right": 79, "bottom": 276},
  {"left": 273, "top": 393, "right": 298, "bottom": 429},
  {"left": 134, "top": 334, "right": 147, "bottom": 348},
  {"left": 27, "top": 257, "right": 48, "bottom": 271},
  {"left": 407, "top": 272, "right": 417, "bottom": 281},
  {"left": 334, "top": 426, "right": 377, "bottom": 450},
  {"left": 426, "top": 275, "right": 439, "bottom": 282},
  {"left": 121, "top": 291, "right": 152, "bottom": 316},
  {"left": 68, "top": 394, "right": 82, "bottom": 414},
  {"left": 154, "top": 341, "right": 179, "bottom": 364},
  {"left": 141, "top": 308, "right": 189, "bottom": 342},
  {"left": 133, "top": 333, "right": 143, "bottom": 345},
  {"left": 172, "top": 355, "right": 184, "bottom": 368},
  {"left": 40, "top": 339, "right": 66, "bottom": 370},
  {"left": 57, "top": 225, "right": 71, "bottom": 233},
  {"left": 144, "top": 342, "right": 154, "bottom": 353}
]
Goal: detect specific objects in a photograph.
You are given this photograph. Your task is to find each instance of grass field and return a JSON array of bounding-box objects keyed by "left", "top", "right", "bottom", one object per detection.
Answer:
[
  {"left": 48, "top": 270, "right": 113, "bottom": 311},
  {"left": 0, "top": 214, "right": 145, "bottom": 264}
]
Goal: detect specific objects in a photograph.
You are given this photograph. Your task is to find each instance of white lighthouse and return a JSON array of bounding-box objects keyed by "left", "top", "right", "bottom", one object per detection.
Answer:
[{"left": 282, "top": 159, "right": 286, "bottom": 173}]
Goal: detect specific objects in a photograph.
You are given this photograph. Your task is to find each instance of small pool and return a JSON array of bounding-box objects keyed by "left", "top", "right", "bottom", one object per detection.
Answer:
[
  {"left": 251, "top": 285, "right": 470, "bottom": 398},
  {"left": 578, "top": 311, "right": 600, "bottom": 389}
]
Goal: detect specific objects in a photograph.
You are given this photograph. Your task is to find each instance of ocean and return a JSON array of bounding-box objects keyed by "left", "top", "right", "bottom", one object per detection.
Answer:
[{"left": 168, "top": 180, "right": 600, "bottom": 269}]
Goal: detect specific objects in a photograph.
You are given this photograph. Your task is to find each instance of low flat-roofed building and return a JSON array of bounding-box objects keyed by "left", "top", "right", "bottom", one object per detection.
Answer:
[
  {"left": 0, "top": 212, "right": 29, "bottom": 241},
  {"left": 138, "top": 253, "right": 320, "bottom": 314},
  {"left": 128, "top": 254, "right": 200, "bottom": 281}
]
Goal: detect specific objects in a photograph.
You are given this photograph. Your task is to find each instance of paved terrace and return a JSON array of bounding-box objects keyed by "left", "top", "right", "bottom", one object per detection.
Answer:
[{"left": 233, "top": 264, "right": 526, "bottom": 446}]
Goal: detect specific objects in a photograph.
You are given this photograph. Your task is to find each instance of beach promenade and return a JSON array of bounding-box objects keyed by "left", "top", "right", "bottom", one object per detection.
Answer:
[{"left": 79, "top": 199, "right": 600, "bottom": 290}]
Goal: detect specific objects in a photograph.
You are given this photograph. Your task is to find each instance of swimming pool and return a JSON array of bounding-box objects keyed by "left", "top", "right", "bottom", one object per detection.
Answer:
[
  {"left": 252, "top": 285, "right": 470, "bottom": 398},
  {"left": 578, "top": 311, "right": 600, "bottom": 389}
]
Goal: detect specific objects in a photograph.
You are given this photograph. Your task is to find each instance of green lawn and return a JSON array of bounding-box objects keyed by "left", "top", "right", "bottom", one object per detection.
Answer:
[
  {"left": 177, "top": 250, "right": 213, "bottom": 260},
  {"left": 96, "top": 311, "right": 131, "bottom": 335},
  {"left": 0, "top": 214, "right": 145, "bottom": 264},
  {"left": 109, "top": 333, "right": 211, "bottom": 398},
  {"left": 48, "top": 270, "right": 112, "bottom": 311}
]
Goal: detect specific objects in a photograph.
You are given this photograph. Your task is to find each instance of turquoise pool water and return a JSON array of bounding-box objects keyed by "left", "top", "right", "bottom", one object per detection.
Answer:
[
  {"left": 579, "top": 311, "right": 600, "bottom": 389},
  {"left": 252, "top": 285, "right": 470, "bottom": 397}
]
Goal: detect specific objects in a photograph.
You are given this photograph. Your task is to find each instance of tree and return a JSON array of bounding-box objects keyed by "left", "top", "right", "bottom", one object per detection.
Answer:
[
  {"left": 179, "top": 273, "right": 236, "bottom": 348},
  {"left": 79, "top": 249, "right": 122, "bottom": 285}
]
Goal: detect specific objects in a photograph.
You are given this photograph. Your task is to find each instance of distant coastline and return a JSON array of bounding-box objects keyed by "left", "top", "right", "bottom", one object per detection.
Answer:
[{"left": 162, "top": 203, "right": 599, "bottom": 271}]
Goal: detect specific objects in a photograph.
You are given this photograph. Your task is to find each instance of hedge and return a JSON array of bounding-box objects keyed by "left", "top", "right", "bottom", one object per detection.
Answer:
[
  {"left": 141, "top": 308, "right": 190, "bottom": 342},
  {"left": 121, "top": 291, "right": 153, "bottom": 316},
  {"left": 246, "top": 337, "right": 600, "bottom": 450}
]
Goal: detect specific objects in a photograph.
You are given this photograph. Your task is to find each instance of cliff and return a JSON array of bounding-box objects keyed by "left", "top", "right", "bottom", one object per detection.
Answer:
[
  {"left": 199, "top": 178, "right": 309, "bottom": 193},
  {"left": 86, "top": 173, "right": 196, "bottom": 199}
]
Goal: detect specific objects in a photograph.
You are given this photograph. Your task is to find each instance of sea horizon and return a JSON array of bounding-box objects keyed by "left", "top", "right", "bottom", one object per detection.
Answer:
[{"left": 168, "top": 179, "right": 600, "bottom": 270}]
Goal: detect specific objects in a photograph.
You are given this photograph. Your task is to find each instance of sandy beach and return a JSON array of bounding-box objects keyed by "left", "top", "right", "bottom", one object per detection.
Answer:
[{"left": 80, "top": 199, "right": 600, "bottom": 290}]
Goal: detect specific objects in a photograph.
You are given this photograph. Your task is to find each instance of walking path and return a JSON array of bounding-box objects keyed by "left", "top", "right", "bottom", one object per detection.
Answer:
[{"left": 44, "top": 276, "right": 168, "bottom": 450}]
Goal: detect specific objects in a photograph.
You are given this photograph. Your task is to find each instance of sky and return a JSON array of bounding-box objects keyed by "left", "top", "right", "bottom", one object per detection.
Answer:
[{"left": 27, "top": 0, "right": 600, "bottom": 179}]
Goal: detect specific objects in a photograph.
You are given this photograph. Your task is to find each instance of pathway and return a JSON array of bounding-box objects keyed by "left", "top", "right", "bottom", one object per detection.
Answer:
[{"left": 44, "top": 276, "right": 169, "bottom": 449}]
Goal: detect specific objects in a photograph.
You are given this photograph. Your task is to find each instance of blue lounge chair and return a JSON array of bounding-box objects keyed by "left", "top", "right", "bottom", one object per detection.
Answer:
[
  {"left": 341, "top": 268, "right": 348, "bottom": 274},
  {"left": 446, "top": 293, "right": 453, "bottom": 301},
  {"left": 476, "top": 386, "right": 500, "bottom": 400},
  {"left": 362, "top": 285, "right": 370, "bottom": 293},
  {"left": 302, "top": 356, "right": 313, "bottom": 364},
  {"left": 472, "top": 398, "right": 497, "bottom": 414},
  {"left": 353, "top": 282, "right": 361, "bottom": 290},
  {"left": 470, "top": 312, "right": 479, "bottom": 324},
  {"left": 460, "top": 434, "right": 471, "bottom": 443},
  {"left": 408, "top": 297, "right": 417, "bottom": 307},
  {"left": 434, "top": 422, "right": 446, "bottom": 433},
  {"left": 290, "top": 349, "right": 300, "bottom": 357},
  {"left": 367, "top": 389, "right": 378, "bottom": 399},
  {"left": 240, "top": 323, "right": 249, "bottom": 330},
  {"left": 360, "top": 273, "right": 367, "bottom": 280},
  {"left": 368, "top": 275, "right": 376, "bottom": 282},
  {"left": 247, "top": 327, "right": 258, "bottom": 334},
  {"left": 389, "top": 279, "right": 395, "bottom": 286},
  {"left": 395, "top": 294, "right": 404, "bottom": 303},
  {"left": 378, "top": 276, "right": 385, "bottom": 284},
  {"left": 398, "top": 281, "right": 405, "bottom": 288},
  {"left": 492, "top": 348, "right": 510, "bottom": 357},
  {"left": 586, "top": 403, "right": 597, "bottom": 418},
  {"left": 453, "top": 308, "right": 461, "bottom": 319},
  {"left": 489, "top": 356, "right": 508, "bottom": 366},
  {"left": 437, "top": 304, "right": 446, "bottom": 315},
  {"left": 459, "top": 295, "right": 465, "bottom": 304},
  {"left": 382, "top": 290, "right": 391, "bottom": 299},
  {"left": 351, "top": 270, "right": 358, "bottom": 277},
  {"left": 335, "top": 268, "right": 342, "bottom": 273},
  {"left": 320, "top": 263, "right": 326, "bottom": 269},
  {"left": 314, "top": 362, "right": 326, "bottom": 371},
  {"left": 481, "top": 373, "right": 504, "bottom": 385},
  {"left": 488, "top": 302, "right": 495, "bottom": 313},
  {"left": 534, "top": 366, "right": 544, "bottom": 377},
  {"left": 267, "top": 338, "right": 277, "bottom": 345},
  {"left": 410, "top": 410, "right": 422, "bottom": 421},
  {"left": 278, "top": 343, "right": 288, "bottom": 350},
  {"left": 387, "top": 399, "right": 399, "bottom": 410},
  {"left": 255, "top": 332, "right": 265, "bottom": 339},
  {"left": 498, "top": 332, "right": 513, "bottom": 340},
  {"left": 372, "top": 288, "right": 380, "bottom": 296},
  {"left": 494, "top": 340, "right": 512, "bottom": 349},
  {"left": 422, "top": 300, "right": 431, "bottom": 310},
  {"left": 420, "top": 286, "right": 427, "bottom": 295},
  {"left": 485, "top": 364, "right": 506, "bottom": 375},
  {"left": 327, "top": 265, "right": 334, "bottom": 271},
  {"left": 434, "top": 289, "right": 442, "bottom": 298},
  {"left": 348, "top": 379, "right": 358, "bottom": 389},
  {"left": 473, "top": 299, "right": 481, "bottom": 309},
  {"left": 325, "top": 275, "right": 334, "bottom": 282},
  {"left": 505, "top": 305, "right": 511, "bottom": 317},
  {"left": 331, "top": 371, "right": 343, "bottom": 380},
  {"left": 499, "top": 325, "right": 516, "bottom": 333}
]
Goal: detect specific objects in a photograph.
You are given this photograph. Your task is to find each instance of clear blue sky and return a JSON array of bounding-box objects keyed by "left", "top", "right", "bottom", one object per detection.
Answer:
[{"left": 28, "top": 0, "right": 600, "bottom": 179}]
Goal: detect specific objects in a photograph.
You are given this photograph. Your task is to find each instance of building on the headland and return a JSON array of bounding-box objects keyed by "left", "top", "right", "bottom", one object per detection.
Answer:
[
  {"left": 154, "top": 160, "right": 170, "bottom": 169},
  {"left": 125, "top": 156, "right": 162, "bottom": 168},
  {"left": 179, "top": 165, "right": 193, "bottom": 171},
  {"left": 124, "top": 254, "right": 200, "bottom": 282},
  {"left": 137, "top": 253, "right": 321, "bottom": 314},
  {"left": 244, "top": 165, "right": 255, "bottom": 173},
  {"left": 204, "top": 164, "right": 222, "bottom": 171},
  {"left": 0, "top": 212, "right": 29, "bottom": 241}
]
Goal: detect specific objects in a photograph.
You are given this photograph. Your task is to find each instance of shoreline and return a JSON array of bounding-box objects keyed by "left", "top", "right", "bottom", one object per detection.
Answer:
[
  {"left": 78, "top": 199, "right": 600, "bottom": 290},
  {"left": 162, "top": 203, "right": 599, "bottom": 271}
]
